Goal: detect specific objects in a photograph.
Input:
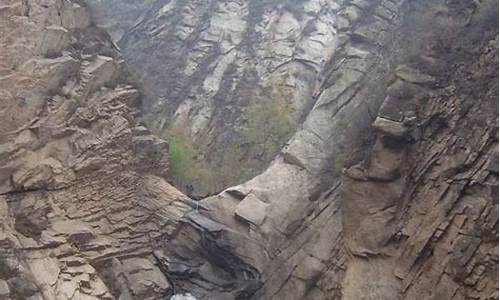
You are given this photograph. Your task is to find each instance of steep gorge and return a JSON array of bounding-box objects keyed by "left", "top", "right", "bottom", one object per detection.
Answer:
[
  {"left": 87, "top": 0, "right": 359, "bottom": 195},
  {"left": 0, "top": 0, "right": 498, "bottom": 300}
]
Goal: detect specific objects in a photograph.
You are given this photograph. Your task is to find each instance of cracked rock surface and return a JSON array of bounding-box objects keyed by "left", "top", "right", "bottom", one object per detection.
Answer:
[
  {"left": 0, "top": 0, "right": 498, "bottom": 300},
  {"left": 86, "top": 0, "right": 353, "bottom": 194},
  {"left": 0, "top": 1, "right": 191, "bottom": 299},
  {"left": 144, "top": 0, "right": 499, "bottom": 299}
]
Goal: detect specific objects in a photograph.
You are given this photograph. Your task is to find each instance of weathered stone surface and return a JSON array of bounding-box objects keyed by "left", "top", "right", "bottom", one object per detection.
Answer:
[
  {"left": 40, "top": 26, "right": 71, "bottom": 57},
  {"left": 61, "top": 1, "right": 90, "bottom": 29},
  {"left": 171, "top": 294, "right": 197, "bottom": 300},
  {"left": 0, "top": 1, "right": 190, "bottom": 299},
  {"left": 395, "top": 64, "right": 436, "bottom": 84},
  {"left": 154, "top": 1, "right": 499, "bottom": 299},
  {"left": 372, "top": 117, "right": 409, "bottom": 138},
  {"left": 234, "top": 194, "right": 269, "bottom": 226},
  {"left": 0, "top": 0, "right": 498, "bottom": 300},
  {"left": 86, "top": 0, "right": 345, "bottom": 195},
  {"left": 0, "top": 280, "right": 9, "bottom": 296}
]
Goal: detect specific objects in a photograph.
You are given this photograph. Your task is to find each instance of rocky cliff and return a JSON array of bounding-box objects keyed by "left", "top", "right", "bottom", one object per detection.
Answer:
[
  {"left": 0, "top": 1, "right": 193, "bottom": 299},
  {"left": 0, "top": 0, "right": 498, "bottom": 300},
  {"left": 87, "top": 0, "right": 358, "bottom": 194},
  {"left": 148, "top": 1, "right": 499, "bottom": 299}
]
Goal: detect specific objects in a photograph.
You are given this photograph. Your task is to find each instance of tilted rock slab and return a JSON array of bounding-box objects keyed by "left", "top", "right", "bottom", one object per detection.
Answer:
[
  {"left": 152, "top": 0, "right": 499, "bottom": 299},
  {"left": 0, "top": 1, "right": 192, "bottom": 299},
  {"left": 0, "top": 0, "right": 498, "bottom": 300}
]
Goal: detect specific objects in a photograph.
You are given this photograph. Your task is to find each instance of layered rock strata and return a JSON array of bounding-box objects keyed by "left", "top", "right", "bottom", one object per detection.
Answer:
[
  {"left": 0, "top": 1, "right": 192, "bottom": 299},
  {"left": 86, "top": 0, "right": 359, "bottom": 194},
  {"left": 0, "top": 0, "right": 497, "bottom": 300},
  {"left": 152, "top": 0, "right": 499, "bottom": 299}
]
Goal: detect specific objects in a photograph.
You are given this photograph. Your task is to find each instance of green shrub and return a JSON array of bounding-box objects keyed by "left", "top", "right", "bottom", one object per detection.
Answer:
[
  {"left": 164, "top": 125, "right": 220, "bottom": 194},
  {"left": 167, "top": 129, "right": 195, "bottom": 180}
]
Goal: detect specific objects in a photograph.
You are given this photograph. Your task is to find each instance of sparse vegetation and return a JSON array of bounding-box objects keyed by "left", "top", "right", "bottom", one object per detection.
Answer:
[
  {"left": 331, "top": 152, "right": 346, "bottom": 177},
  {"left": 241, "top": 96, "right": 295, "bottom": 156},
  {"left": 162, "top": 74, "right": 300, "bottom": 196},
  {"left": 164, "top": 125, "right": 219, "bottom": 195},
  {"left": 165, "top": 127, "right": 255, "bottom": 195},
  {"left": 240, "top": 74, "right": 297, "bottom": 161},
  {"left": 166, "top": 126, "right": 196, "bottom": 180}
]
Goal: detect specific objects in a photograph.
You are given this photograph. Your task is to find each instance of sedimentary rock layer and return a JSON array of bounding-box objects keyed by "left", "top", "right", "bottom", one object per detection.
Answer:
[
  {"left": 151, "top": 0, "right": 499, "bottom": 299},
  {"left": 0, "top": 1, "right": 191, "bottom": 299},
  {"left": 87, "top": 0, "right": 357, "bottom": 194},
  {"left": 0, "top": 0, "right": 497, "bottom": 300}
]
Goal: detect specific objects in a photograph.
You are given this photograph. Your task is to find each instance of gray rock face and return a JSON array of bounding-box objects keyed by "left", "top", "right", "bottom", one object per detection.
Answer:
[
  {"left": 0, "top": 1, "right": 191, "bottom": 299},
  {"left": 0, "top": 0, "right": 498, "bottom": 300},
  {"left": 146, "top": 1, "right": 499, "bottom": 299},
  {"left": 86, "top": 0, "right": 347, "bottom": 194}
]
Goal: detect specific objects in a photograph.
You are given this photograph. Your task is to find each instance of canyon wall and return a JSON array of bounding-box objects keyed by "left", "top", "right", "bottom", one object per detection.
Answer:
[
  {"left": 0, "top": 1, "right": 192, "bottom": 299},
  {"left": 149, "top": 1, "right": 499, "bottom": 299},
  {"left": 87, "top": 0, "right": 362, "bottom": 194},
  {"left": 0, "top": 0, "right": 497, "bottom": 300}
]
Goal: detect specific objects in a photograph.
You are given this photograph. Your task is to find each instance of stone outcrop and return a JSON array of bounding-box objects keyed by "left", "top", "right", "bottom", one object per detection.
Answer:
[
  {"left": 0, "top": 0, "right": 498, "bottom": 300},
  {"left": 149, "top": 0, "right": 499, "bottom": 299},
  {"left": 86, "top": 0, "right": 354, "bottom": 194},
  {"left": 0, "top": 1, "right": 192, "bottom": 299}
]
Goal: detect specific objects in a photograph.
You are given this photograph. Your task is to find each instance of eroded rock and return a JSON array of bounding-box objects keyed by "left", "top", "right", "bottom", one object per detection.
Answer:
[
  {"left": 0, "top": 1, "right": 497, "bottom": 300},
  {"left": 235, "top": 194, "right": 269, "bottom": 226}
]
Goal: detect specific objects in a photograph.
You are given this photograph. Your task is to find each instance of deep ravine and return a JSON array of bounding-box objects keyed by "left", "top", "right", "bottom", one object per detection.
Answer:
[{"left": 0, "top": 0, "right": 498, "bottom": 300}]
